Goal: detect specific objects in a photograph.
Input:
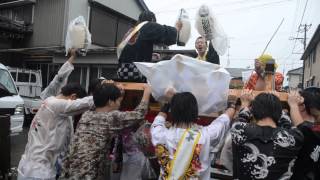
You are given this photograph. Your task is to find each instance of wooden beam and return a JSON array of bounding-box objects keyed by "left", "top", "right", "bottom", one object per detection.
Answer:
[{"left": 119, "top": 82, "right": 288, "bottom": 101}]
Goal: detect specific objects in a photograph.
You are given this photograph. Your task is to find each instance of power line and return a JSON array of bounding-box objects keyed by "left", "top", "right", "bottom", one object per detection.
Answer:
[
  {"left": 290, "top": 0, "right": 309, "bottom": 54},
  {"left": 298, "top": 0, "right": 309, "bottom": 25}
]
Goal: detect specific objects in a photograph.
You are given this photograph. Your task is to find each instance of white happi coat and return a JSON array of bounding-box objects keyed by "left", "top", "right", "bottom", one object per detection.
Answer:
[
  {"left": 151, "top": 114, "right": 231, "bottom": 180},
  {"left": 18, "top": 61, "right": 94, "bottom": 179}
]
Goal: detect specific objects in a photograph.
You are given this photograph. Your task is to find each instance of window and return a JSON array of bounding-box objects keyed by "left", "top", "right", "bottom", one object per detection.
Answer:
[
  {"left": 30, "top": 74, "right": 36, "bottom": 83},
  {"left": 68, "top": 67, "right": 82, "bottom": 85},
  {"left": 0, "top": 5, "right": 33, "bottom": 24},
  {"left": 313, "top": 50, "right": 317, "bottom": 63},
  {"left": 117, "top": 19, "right": 133, "bottom": 44},
  {"left": 0, "top": 69, "right": 17, "bottom": 94},
  {"left": 308, "top": 55, "right": 311, "bottom": 67},
  {"left": 90, "top": 7, "right": 118, "bottom": 46},
  {"left": 10, "top": 72, "right": 17, "bottom": 81},
  {"left": 311, "top": 76, "right": 315, "bottom": 86},
  {"left": 90, "top": 67, "right": 99, "bottom": 80},
  {"left": 68, "top": 66, "right": 89, "bottom": 89},
  {"left": 89, "top": 5, "right": 135, "bottom": 47},
  {"left": 17, "top": 73, "right": 29, "bottom": 83}
]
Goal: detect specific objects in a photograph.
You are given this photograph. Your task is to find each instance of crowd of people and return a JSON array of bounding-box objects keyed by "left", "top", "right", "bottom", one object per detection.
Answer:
[
  {"left": 16, "top": 51, "right": 320, "bottom": 180},
  {"left": 16, "top": 10, "right": 320, "bottom": 180}
]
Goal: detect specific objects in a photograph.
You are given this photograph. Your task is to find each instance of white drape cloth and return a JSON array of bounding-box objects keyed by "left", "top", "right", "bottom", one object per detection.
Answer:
[{"left": 134, "top": 54, "right": 231, "bottom": 115}]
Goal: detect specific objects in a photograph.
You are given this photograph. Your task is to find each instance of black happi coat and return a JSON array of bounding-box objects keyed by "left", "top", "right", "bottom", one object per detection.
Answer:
[
  {"left": 291, "top": 121, "right": 320, "bottom": 180},
  {"left": 118, "top": 22, "right": 177, "bottom": 64},
  {"left": 231, "top": 109, "right": 304, "bottom": 180}
]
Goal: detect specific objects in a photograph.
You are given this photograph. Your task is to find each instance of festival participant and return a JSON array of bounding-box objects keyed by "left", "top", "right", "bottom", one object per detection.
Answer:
[
  {"left": 244, "top": 54, "right": 284, "bottom": 91},
  {"left": 117, "top": 10, "right": 183, "bottom": 82},
  {"left": 17, "top": 50, "right": 95, "bottom": 180},
  {"left": 151, "top": 90, "right": 236, "bottom": 179},
  {"left": 289, "top": 88, "right": 320, "bottom": 180},
  {"left": 61, "top": 83, "right": 152, "bottom": 180},
  {"left": 194, "top": 36, "right": 220, "bottom": 64},
  {"left": 231, "top": 90, "right": 303, "bottom": 179}
]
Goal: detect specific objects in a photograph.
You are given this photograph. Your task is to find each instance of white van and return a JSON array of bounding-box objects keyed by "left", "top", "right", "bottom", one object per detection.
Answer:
[
  {"left": 8, "top": 67, "right": 42, "bottom": 125},
  {"left": 0, "top": 63, "right": 24, "bottom": 133}
]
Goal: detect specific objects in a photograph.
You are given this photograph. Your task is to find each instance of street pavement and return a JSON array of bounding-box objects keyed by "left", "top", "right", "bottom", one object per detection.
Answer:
[{"left": 10, "top": 127, "right": 28, "bottom": 180}]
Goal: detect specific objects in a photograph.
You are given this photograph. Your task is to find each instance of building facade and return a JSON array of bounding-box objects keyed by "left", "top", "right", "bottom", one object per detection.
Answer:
[
  {"left": 301, "top": 24, "right": 320, "bottom": 88},
  {"left": 287, "top": 67, "right": 303, "bottom": 90},
  {"left": 0, "top": 0, "right": 148, "bottom": 90}
]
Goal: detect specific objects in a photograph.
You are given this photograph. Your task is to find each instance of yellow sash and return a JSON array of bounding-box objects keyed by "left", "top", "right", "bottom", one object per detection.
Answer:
[
  {"left": 167, "top": 128, "right": 201, "bottom": 180},
  {"left": 117, "top": 21, "right": 148, "bottom": 58}
]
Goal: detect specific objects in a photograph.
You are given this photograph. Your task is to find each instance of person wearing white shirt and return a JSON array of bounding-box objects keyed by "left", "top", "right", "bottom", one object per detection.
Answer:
[
  {"left": 151, "top": 90, "right": 235, "bottom": 179},
  {"left": 17, "top": 50, "right": 95, "bottom": 180}
]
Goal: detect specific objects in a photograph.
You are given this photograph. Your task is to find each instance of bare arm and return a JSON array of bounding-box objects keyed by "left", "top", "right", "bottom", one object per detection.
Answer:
[{"left": 288, "top": 91, "right": 304, "bottom": 126}]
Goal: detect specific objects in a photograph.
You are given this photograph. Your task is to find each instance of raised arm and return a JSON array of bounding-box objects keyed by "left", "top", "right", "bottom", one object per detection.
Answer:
[
  {"left": 40, "top": 49, "right": 77, "bottom": 100},
  {"left": 151, "top": 87, "right": 175, "bottom": 145},
  {"left": 288, "top": 91, "right": 304, "bottom": 126},
  {"left": 205, "top": 107, "right": 235, "bottom": 144},
  {"left": 207, "top": 41, "right": 220, "bottom": 64},
  {"left": 236, "top": 89, "right": 254, "bottom": 123},
  {"left": 113, "top": 84, "right": 151, "bottom": 129},
  {"left": 140, "top": 22, "right": 179, "bottom": 46}
]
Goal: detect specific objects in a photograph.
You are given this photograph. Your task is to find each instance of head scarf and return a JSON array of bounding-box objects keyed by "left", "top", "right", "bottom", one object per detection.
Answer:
[{"left": 256, "top": 54, "right": 278, "bottom": 70}]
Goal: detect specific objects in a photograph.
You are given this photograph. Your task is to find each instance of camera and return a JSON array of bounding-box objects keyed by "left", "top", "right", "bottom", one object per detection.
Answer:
[{"left": 265, "top": 59, "right": 275, "bottom": 73}]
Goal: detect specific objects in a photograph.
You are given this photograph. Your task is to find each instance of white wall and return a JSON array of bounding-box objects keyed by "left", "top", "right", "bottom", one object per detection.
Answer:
[
  {"left": 288, "top": 74, "right": 301, "bottom": 89},
  {"left": 94, "top": 0, "right": 141, "bottom": 19}
]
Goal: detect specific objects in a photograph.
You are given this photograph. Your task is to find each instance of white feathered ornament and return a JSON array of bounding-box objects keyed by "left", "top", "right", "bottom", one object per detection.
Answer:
[
  {"left": 195, "top": 5, "right": 228, "bottom": 55},
  {"left": 65, "top": 16, "right": 92, "bottom": 56},
  {"left": 176, "top": 8, "right": 191, "bottom": 46}
]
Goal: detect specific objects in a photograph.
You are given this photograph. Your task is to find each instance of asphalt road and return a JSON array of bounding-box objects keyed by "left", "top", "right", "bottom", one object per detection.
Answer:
[{"left": 10, "top": 127, "right": 28, "bottom": 179}]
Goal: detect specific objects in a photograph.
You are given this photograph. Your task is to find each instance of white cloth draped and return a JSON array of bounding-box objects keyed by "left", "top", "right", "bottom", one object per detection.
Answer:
[{"left": 134, "top": 54, "right": 231, "bottom": 115}]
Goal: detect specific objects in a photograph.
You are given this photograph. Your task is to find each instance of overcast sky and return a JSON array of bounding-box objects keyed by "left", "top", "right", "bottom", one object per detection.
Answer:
[{"left": 144, "top": 0, "right": 320, "bottom": 79}]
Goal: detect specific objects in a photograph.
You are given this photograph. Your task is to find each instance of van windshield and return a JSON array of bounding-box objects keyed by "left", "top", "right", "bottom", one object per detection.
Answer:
[{"left": 0, "top": 69, "right": 18, "bottom": 95}]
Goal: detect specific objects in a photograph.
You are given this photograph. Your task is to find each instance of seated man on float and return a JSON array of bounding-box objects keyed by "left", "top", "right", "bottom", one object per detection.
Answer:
[{"left": 244, "top": 54, "right": 284, "bottom": 91}]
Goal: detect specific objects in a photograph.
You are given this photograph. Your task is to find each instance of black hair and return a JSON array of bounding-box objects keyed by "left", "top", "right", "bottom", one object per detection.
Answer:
[
  {"left": 61, "top": 83, "right": 87, "bottom": 98},
  {"left": 195, "top": 36, "right": 208, "bottom": 45},
  {"left": 88, "top": 78, "right": 103, "bottom": 95},
  {"left": 138, "top": 11, "right": 156, "bottom": 23},
  {"left": 170, "top": 92, "right": 198, "bottom": 126},
  {"left": 300, "top": 87, "right": 320, "bottom": 114},
  {"left": 251, "top": 93, "right": 282, "bottom": 124},
  {"left": 93, "top": 83, "right": 121, "bottom": 108}
]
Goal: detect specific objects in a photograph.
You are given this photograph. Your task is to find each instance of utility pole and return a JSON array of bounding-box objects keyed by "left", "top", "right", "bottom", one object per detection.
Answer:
[
  {"left": 227, "top": 44, "right": 230, "bottom": 67},
  {"left": 301, "top": 24, "right": 312, "bottom": 50},
  {"left": 289, "top": 24, "right": 311, "bottom": 89},
  {"left": 226, "top": 37, "right": 234, "bottom": 67},
  {"left": 289, "top": 24, "right": 312, "bottom": 53}
]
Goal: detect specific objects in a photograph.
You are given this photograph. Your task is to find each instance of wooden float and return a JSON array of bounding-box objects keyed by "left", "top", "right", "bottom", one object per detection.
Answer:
[{"left": 119, "top": 80, "right": 288, "bottom": 125}]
